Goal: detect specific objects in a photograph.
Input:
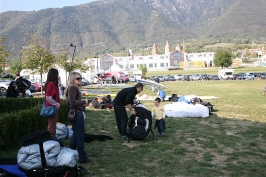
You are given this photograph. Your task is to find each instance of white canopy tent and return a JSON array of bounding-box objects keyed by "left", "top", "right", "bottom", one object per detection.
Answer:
[{"left": 106, "top": 63, "right": 128, "bottom": 75}]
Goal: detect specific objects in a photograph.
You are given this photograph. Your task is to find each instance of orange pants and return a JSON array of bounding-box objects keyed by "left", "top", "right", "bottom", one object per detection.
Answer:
[{"left": 47, "top": 112, "right": 58, "bottom": 137}]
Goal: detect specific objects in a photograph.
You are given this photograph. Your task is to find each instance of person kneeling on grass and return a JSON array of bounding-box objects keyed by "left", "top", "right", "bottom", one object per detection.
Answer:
[{"left": 152, "top": 97, "right": 166, "bottom": 136}]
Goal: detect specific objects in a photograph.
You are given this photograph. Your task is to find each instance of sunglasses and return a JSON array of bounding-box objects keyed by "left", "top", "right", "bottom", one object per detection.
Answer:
[{"left": 75, "top": 77, "right": 82, "bottom": 81}]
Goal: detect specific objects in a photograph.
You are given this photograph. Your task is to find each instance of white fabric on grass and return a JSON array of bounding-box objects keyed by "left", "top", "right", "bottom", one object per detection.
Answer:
[{"left": 164, "top": 102, "right": 209, "bottom": 118}]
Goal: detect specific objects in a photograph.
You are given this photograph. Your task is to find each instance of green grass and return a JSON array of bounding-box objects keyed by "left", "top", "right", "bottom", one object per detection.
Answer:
[{"left": 1, "top": 67, "right": 266, "bottom": 176}]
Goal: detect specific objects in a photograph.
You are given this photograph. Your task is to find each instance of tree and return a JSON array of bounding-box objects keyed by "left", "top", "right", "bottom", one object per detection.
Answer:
[
  {"left": 79, "top": 58, "right": 94, "bottom": 83},
  {"left": 0, "top": 38, "right": 11, "bottom": 74},
  {"left": 57, "top": 50, "right": 91, "bottom": 85},
  {"left": 139, "top": 64, "right": 147, "bottom": 77},
  {"left": 213, "top": 49, "right": 233, "bottom": 68},
  {"left": 20, "top": 34, "right": 55, "bottom": 93},
  {"left": 8, "top": 60, "right": 23, "bottom": 76}
]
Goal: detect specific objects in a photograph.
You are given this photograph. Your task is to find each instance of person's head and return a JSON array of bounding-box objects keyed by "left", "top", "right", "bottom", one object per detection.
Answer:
[
  {"left": 44, "top": 68, "right": 59, "bottom": 91},
  {"left": 9, "top": 81, "right": 16, "bottom": 88},
  {"left": 65, "top": 71, "right": 82, "bottom": 99},
  {"left": 16, "top": 73, "right": 20, "bottom": 78},
  {"left": 107, "top": 94, "right": 111, "bottom": 100},
  {"left": 135, "top": 83, "right": 144, "bottom": 93},
  {"left": 67, "top": 71, "right": 82, "bottom": 88},
  {"left": 154, "top": 97, "right": 161, "bottom": 106}
]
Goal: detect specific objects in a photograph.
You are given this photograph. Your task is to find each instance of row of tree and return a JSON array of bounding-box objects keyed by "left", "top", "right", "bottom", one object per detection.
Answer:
[{"left": 0, "top": 34, "right": 94, "bottom": 92}]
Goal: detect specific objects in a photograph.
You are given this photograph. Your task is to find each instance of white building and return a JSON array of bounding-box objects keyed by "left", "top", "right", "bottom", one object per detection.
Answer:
[{"left": 19, "top": 42, "right": 215, "bottom": 85}]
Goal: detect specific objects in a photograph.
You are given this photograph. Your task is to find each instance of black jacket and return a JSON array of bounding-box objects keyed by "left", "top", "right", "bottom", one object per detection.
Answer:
[
  {"left": 113, "top": 87, "right": 138, "bottom": 106},
  {"left": 6, "top": 81, "right": 20, "bottom": 98}
]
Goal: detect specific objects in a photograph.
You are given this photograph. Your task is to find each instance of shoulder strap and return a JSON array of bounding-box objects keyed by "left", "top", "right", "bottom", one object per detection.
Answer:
[{"left": 39, "top": 142, "right": 47, "bottom": 168}]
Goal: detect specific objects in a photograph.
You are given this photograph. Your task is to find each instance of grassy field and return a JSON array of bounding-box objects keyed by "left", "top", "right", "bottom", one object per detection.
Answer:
[{"left": 1, "top": 67, "right": 266, "bottom": 177}]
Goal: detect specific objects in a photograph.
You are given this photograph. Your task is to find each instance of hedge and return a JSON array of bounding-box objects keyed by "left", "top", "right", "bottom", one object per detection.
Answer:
[{"left": 0, "top": 98, "right": 69, "bottom": 149}]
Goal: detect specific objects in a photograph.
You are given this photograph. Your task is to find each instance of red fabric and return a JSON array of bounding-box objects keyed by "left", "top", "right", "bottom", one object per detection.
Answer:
[{"left": 45, "top": 81, "right": 60, "bottom": 106}]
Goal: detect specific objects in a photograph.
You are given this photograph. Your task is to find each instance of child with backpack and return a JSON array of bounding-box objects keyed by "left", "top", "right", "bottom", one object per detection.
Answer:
[{"left": 152, "top": 97, "right": 166, "bottom": 136}]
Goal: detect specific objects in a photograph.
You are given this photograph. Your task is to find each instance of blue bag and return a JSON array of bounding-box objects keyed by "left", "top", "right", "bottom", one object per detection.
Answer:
[{"left": 40, "top": 101, "right": 56, "bottom": 118}]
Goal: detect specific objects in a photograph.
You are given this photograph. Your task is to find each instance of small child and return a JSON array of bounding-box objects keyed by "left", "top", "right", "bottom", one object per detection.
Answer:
[{"left": 152, "top": 97, "right": 166, "bottom": 136}]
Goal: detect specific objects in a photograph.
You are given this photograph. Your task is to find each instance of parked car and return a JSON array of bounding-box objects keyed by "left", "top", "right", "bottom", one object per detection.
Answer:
[
  {"left": 29, "top": 84, "right": 38, "bottom": 92},
  {"left": 129, "top": 76, "right": 136, "bottom": 82},
  {"left": 29, "top": 78, "right": 45, "bottom": 87},
  {"left": 209, "top": 75, "right": 220, "bottom": 80},
  {"left": 245, "top": 73, "right": 255, "bottom": 80},
  {"left": 190, "top": 74, "right": 201, "bottom": 81},
  {"left": 31, "top": 83, "right": 42, "bottom": 91},
  {"left": 0, "top": 80, "right": 12, "bottom": 96},
  {"left": 150, "top": 76, "right": 156, "bottom": 81},
  {"left": 174, "top": 74, "right": 183, "bottom": 81},
  {"left": 157, "top": 75, "right": 165, "bottom": 82},
  {"left": 200, "top": 74, "right": 210, "bottom": 81},
  {"left": 235, "top": 73, "right": 246, "bottom": 80},
  {"left": 82, "top": 78, "right": 90, "bottom": 86},
  {"left": 260, "top": 73, "right": 266, "bottom": 79},
  {"left": 183, "top": 75, "right": 191, "bottom": 81},
  {"left": 0, "top": 74, "right": 13, "bottom": 78},
  {"left": 163, "top": 75, "right": 172, "bottom": 81},
  {"left": 168, "top": 76, "right": 176, "bottom": 81}
]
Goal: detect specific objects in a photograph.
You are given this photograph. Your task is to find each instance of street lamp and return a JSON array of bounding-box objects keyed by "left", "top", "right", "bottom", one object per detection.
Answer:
[{"left": 69, "top": 43, "right": 76, "bottom": 66}]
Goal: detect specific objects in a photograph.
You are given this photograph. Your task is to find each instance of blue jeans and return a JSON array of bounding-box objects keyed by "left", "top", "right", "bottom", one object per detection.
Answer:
[
  {"left": 69, "top": 112, "right": 87, "bottom": 161},
  {"left": 155, "top": 119, "right": 165, "bottom": 135}
]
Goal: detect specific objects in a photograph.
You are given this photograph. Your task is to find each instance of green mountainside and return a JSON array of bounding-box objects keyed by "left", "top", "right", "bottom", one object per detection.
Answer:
[{"left": 0, "top": 0, "right": 265, "bottom": 58}]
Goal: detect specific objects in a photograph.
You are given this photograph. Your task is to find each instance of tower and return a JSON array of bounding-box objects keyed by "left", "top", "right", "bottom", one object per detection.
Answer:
[
  {"left": 165, "top": 41, "right": 170, "bottom": 54},
  {"left": 152, "top": 43, "right": 158, "bottom": 55}
]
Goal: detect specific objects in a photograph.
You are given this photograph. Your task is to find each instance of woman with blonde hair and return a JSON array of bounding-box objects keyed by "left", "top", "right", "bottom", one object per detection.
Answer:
[{"left": 65, "top": 71, "right": 90, "bottom": 163}]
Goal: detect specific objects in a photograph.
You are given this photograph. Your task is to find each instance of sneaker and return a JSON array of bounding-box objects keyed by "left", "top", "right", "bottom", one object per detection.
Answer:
[
  {"left": 79, "top": 158, "right": 91, "bottom": 163},
  {"left": 161, "top": 132, "right": 165, "bottom": 136},
  {"left": 122, "top": 136, "right": 128, "bottom": 141},
  {"left": 122, "top": 136, "right": 132, "bottom": 142}
]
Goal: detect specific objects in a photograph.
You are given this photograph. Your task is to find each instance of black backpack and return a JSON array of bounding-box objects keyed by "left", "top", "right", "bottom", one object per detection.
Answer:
[
  {"left": 201, "top": 102, "right": 213, "bottom": 113},
  {"left": 18, "top": 130, "right": 85, "bottom": 177},
  {"left": 15, "top": 77, "right": 31, "bottom": 89},
  {"left": 127, "top": 103, "right": 154, "bottom": 140}
]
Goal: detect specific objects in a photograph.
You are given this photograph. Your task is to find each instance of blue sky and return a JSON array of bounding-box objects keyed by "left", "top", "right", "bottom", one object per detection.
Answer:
[{"left": 0, "top": 0, "right": 97, "bottom": 13}]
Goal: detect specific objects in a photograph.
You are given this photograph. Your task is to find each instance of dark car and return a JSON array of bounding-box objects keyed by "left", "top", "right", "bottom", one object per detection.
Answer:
[
  {"left": 260, "top": 73, "right": 266, "bottom": 79},
  {"left": 168, "top": 76, "right": 176, "bottom": 81},
  {"left": 210, "top": 75, "right": 220, "bottom": 80},
  {"left": 236, "top": 73, "right": 246, "bottom": 80},
  {"left": 0, "top": 74, "right": 13, "bottom": 78},
  {"left": 82, "top": 78, "right": 90, "bottom": 86},
  {"left": 200, "top": 74, "right": 210, "bottom": 81},
  {"left": 29, "top": 85, "right": 38, "bottom": 92},
  {"left": 183, "top": 75, "right": 191, "bottom": 81}
]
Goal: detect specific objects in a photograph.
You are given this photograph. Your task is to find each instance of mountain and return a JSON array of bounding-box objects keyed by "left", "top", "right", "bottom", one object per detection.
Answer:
[{"left": 0, "top": 0, "right": 265, "bottom": 58}]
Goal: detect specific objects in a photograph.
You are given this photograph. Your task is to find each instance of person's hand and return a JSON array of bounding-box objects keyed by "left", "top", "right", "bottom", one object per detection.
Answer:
[
  {"left": 84, "top": 98, "right": 90, "bottom": 106},
  {"left": 130, "top": 110, "right": 136, "bottom": 115},
  {"left": 55, "top": 103, "right": 60, "bottom": 109}
]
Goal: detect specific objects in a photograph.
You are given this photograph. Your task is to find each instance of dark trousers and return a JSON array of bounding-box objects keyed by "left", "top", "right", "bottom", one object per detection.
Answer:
[
  {"left": 155, "top": 119, "right": 166, "bottom": 135},
  {"left": 113, "top": 103, "right": 128, "bottom": 136}
]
